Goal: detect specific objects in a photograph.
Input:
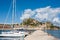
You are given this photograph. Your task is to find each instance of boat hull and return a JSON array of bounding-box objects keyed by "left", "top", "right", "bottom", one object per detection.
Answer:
[{"left": 0, "top": 34, "right": 25, "bottom": 38}]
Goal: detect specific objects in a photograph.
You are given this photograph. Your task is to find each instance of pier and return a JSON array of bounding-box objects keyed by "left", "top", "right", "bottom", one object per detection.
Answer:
[{"left": 24, "top": 30, "right": 59, "bottom": 40}]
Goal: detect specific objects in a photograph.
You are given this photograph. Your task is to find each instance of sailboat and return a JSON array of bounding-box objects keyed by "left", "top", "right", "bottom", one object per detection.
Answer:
[{"left": 0, "top": 0, "right": 25, "bottom": 37}]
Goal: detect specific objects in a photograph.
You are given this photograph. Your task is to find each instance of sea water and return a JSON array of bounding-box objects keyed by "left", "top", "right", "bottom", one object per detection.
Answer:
[{"left": 44, "top": 30, "right": 60, "bottom": 39}]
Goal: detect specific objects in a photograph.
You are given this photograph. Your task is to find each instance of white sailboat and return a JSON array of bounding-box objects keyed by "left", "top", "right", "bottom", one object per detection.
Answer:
[{"left": 0, "top": 0, "right": 25, "bottom": 37}]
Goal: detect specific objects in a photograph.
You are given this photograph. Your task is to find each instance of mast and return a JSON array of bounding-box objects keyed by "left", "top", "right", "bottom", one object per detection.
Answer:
[{"left": 12, "top": 0, "right": 16, "bottom": 30}]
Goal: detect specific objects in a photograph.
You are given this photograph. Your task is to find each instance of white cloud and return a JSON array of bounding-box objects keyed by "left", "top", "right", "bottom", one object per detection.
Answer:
[
  {"left": 53, "top": 17, "right": 60, "bottom": 26},
  {"left": 53, "top": 17, "right": 60, "bottom": 23},
  {"left": 20, "top": 13, "right": 30, "bottom": 20},
  {"left": 35, "top": 13, "right": 48, "bottom": 21},
  {"left": 20, "top": 9, "right": 35, "bottom": 20},
  {"left": 20, "top": 6, "right": 60, "bottom": 26}
]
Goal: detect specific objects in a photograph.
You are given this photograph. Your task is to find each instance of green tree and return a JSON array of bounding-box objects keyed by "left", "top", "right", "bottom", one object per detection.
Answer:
[{"left": 21, "top": 18, "right": 42, "bottom": 27}]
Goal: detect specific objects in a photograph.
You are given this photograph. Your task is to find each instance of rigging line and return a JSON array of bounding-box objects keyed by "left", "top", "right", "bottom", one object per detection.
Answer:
[
  {"left": 15, "top": 0, "right": 17, "bottom": 24},
  {"left": 11, "top": 0, "right": 15, "bottom": 30},
  {"left": 2, "top": 1, "right": 12, "bottom": 30},
  {"left": 12, "top": 0, "right": 14, "bottom": 24},
  {"left": 12, "top": 0, "right": 17, "bottom": 24},
  {"left": 14, "top": 0, "right": 18, "bottom": 24},
  {"left": 11, "top": 0, "right": 17, "bottom": 31}
]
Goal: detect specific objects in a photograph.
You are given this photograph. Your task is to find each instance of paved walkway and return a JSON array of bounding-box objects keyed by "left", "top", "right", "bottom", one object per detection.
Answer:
[{"left": 24, "top": 30, "right": 59, "bottom": 40}]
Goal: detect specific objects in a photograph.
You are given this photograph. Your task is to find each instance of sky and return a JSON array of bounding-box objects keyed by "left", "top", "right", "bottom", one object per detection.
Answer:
[{"left": 0, "top": 0, "right": 60, "bottom": 26}]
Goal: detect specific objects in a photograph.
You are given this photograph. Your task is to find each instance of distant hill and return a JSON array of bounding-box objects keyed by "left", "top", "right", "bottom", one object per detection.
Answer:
[
  {"left": 20, "top": 18, "right": 42, "bottom": 26},
  {"left": 20, "top": 18, "right": 60, "bottom": 30}
]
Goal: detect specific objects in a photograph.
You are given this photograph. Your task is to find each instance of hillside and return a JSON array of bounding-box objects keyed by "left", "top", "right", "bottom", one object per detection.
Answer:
[
  {"left": 20, "top": 18, "right": 42, "bottom": 27},
  {"left": 20, "top": 18, "right": 60, "bottom": 30}
]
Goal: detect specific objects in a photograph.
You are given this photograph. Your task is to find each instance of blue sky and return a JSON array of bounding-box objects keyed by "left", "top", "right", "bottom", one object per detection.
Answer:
[{"left": 0, "top": 0, "right": 60, "bottom": 25}]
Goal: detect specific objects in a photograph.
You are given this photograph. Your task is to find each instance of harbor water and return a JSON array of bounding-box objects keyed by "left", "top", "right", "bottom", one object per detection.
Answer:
[{"left": 44, "top": 30, "right": 60, "bottom": 39}]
